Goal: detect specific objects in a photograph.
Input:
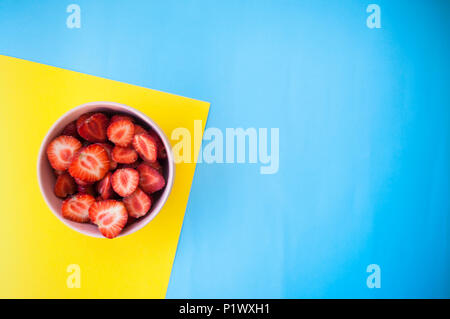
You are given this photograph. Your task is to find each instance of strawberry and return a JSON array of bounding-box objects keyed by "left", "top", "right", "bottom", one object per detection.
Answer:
[
  {"left": 132, "top": 133, "right": 157, "bottom": 162},
  {"left": 61, "top": 121, "right": 79, "bottom": 138},
  {"left": 89, "top": 200, "right": 128, "bottom": 238},
  {"left": 77, "top": 113, "right": 109, "bottom": 142},
  {"left": 62, "top": 193, "right": 95, "bottom": 223},
  {"left": 69, "top": 144, "right": 110, "bottom": 182},
  {"left": 46, "top": 135, "right": 82, "bottom": 171},
  {"left": 111, "top": 168, "right": 139, "bottom": 197},
  {"left": 97, "top": 172, "right": 114, "bottom": 200},
  {"left": 137, "top": 163, "right": 166, "bottom": 194},
  {"left": 111, "top": 114, "right": 134, "bottom": 123},
  {"left": 54, "top": 172, "right": 77, "bottom": 198},
  {"left": 134, "top": 124, "right": 148, "bottom": 136},
  {"left": 148, "top": 130, "right": 167, "bottom": 159},
  {"left": 123, "top": 187, "right": 151, "bottom": 218},
  {"left": 107, "top": 119, "right": 135, "bottom": 147},
  {"left": 96, "top": 143, "right": 117, "bottom": 170},
  {"left": 112, "top": 146, "right": 138, "bottom": 164}
]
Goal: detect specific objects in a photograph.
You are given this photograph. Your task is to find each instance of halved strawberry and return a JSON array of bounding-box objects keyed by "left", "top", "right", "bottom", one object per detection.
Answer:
[
  {"left": 77, "top": 113, "right": 109, "bottom": 142},
  {"left": 46, "top": 135, "right": 82, "bottom": 171},
  {"left": 107, "top": 119, "right": 135, "bottom": 147},
  {"left": 96, "top": 143, "right": 117, "bottom": 170},
  {"left": 123, "top": 187, "right": 151, "bottom": 218},
  {"left": 111, "top": 168, "right": 139, "bottom": 197},
  {"left": 137, "top": 163, "right": 166, "bottom": 194},
  {"left": 148, "top": 130, "right": 167, "bottom": 159},
  {"left": 54, "top": 172, "right": 77, "bottom": 198},
  {"left": 132, "top": 133, "right": 157, "bottom": 162},
  {"left": 97, "top": 172, "right": 114, "bottom": 200},
  {"left": 62, "top": 193, "right": 95, "bottom": 223},
  {"left": 111, "top": 114, "right": 134, "bottom": 123},
  {"left": 134, "top": 124, "right": 148, "bottom": 136},
  {"left": 69, "top": 144, "right": 110, "bottom": 182},
  {"left": 89, "top": 200, "right": 128, "bottom": 238},
  {"left": 112, "top": 146, "right": 138, "bottom": 164},
  {"left": 61, "top": 121, "right": 79, "bottom": 138}
]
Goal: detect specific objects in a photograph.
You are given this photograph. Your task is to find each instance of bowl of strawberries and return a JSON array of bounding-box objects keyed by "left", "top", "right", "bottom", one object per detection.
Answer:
[{"left": 37, "top": 101, "right": 174, "bottom": 239}]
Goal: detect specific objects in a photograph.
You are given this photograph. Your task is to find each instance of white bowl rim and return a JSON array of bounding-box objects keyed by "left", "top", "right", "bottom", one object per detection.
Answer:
[{"left": 37, "top": 101, "right": 175, "bottom": 238}]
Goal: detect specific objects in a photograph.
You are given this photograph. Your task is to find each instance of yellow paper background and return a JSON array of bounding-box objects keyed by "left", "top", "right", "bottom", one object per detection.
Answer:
[{"left": 0, "top": 55, "right": 209, "bottom": 298}]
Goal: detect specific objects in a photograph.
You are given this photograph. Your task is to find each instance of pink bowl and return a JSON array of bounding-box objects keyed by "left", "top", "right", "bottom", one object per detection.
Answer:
[{"left": 37, "top": 101, "right": 175, "bottom": 238}]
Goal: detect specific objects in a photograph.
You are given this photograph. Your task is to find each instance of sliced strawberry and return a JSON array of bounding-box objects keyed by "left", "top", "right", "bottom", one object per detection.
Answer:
[
  {"left": 123, "top": 187, "right": 151, "bottom": 218},
  {"left": 137, "top": 163, "right": 166, "bottom": 194},
  {"left": 61, "top": 121, "right": 79, "bottom": 138},
  {"left": 97, "top": 172, "right": 114, "bottom": 200},
  {"left": 148, "top": 130, "right": 167, "bottom": 159},
  {"left": 132, "top": 133, "right": 157, "bottom": 162},
  {"left": 133, "top": 124, "right": 148, "bottom": 136},
  {"left": 112, "top": 146, "right": 138, "bottom": 164},
  {"left": 77, "top": 113, "right": 109, "bottom": 142},
  {"left": 111, "top": 168, "right": 139, "bottom": 197},
  {"left": 46, "top": 135, "right": 82, "bottom": 171},
  {"left": 62, "top": 193, "right": 95, "bottom": 223},
  {"left": 69, "top": 144, "right": 110, "bottom": 182},
  {"left": 111, "top": 114, "right": 134, "bottom": 123},
  {"left": 96, "top": 143, "right": 117, "bottom": 170},
  {"left": 54, "top": 172, "right": 77, "bottom": 198},
  {"left": 107, "top": 119, "right": 135, "bottom": 147},
  {"left": 89, "top": 200, "right": 128, "bottom": 238}
]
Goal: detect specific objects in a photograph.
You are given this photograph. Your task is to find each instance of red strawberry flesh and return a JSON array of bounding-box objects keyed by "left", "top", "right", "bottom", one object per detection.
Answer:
[
  {"left": 77, "top": 113, "right": 109, "bottom": 142},
  {"left": 107, "top": 119, "right": 135, "bottom": 147},
  {"left": 69, "top": 144, "right": 110, "bottom": 182},
  {"left": 62, "top": 194, "right": 95, "bottom": 223},
  {"left": 46, "top": 135, "right": 82, "bottom": 171},
  {"left": 137, "top": 163, "right": 166, "bottom": 194},
  {"left": 123, "top": 187, "right": 151, "bottom": 218},
  {"left": 132, "top": 133, "right": 157, "bottom": 162},
  {"left": 89, "top": 200, "right": 128, "bottom": 238},
  {"left": 112, "top": 146, "right": 138, "bottom": 164},
  {"left": 97, "top": 172, "right": 114, "bottom": 200},
  {"left": 111, "top": 168, "right": 139, "bottom": 197},
  {"left": 54, "top": 172, "right": 77, "bottom": 198}
]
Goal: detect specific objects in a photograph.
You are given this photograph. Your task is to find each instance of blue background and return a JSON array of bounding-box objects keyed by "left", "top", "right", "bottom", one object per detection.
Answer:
[{"left": 1, "top": 0, "right": 449, "bottom": 298}]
